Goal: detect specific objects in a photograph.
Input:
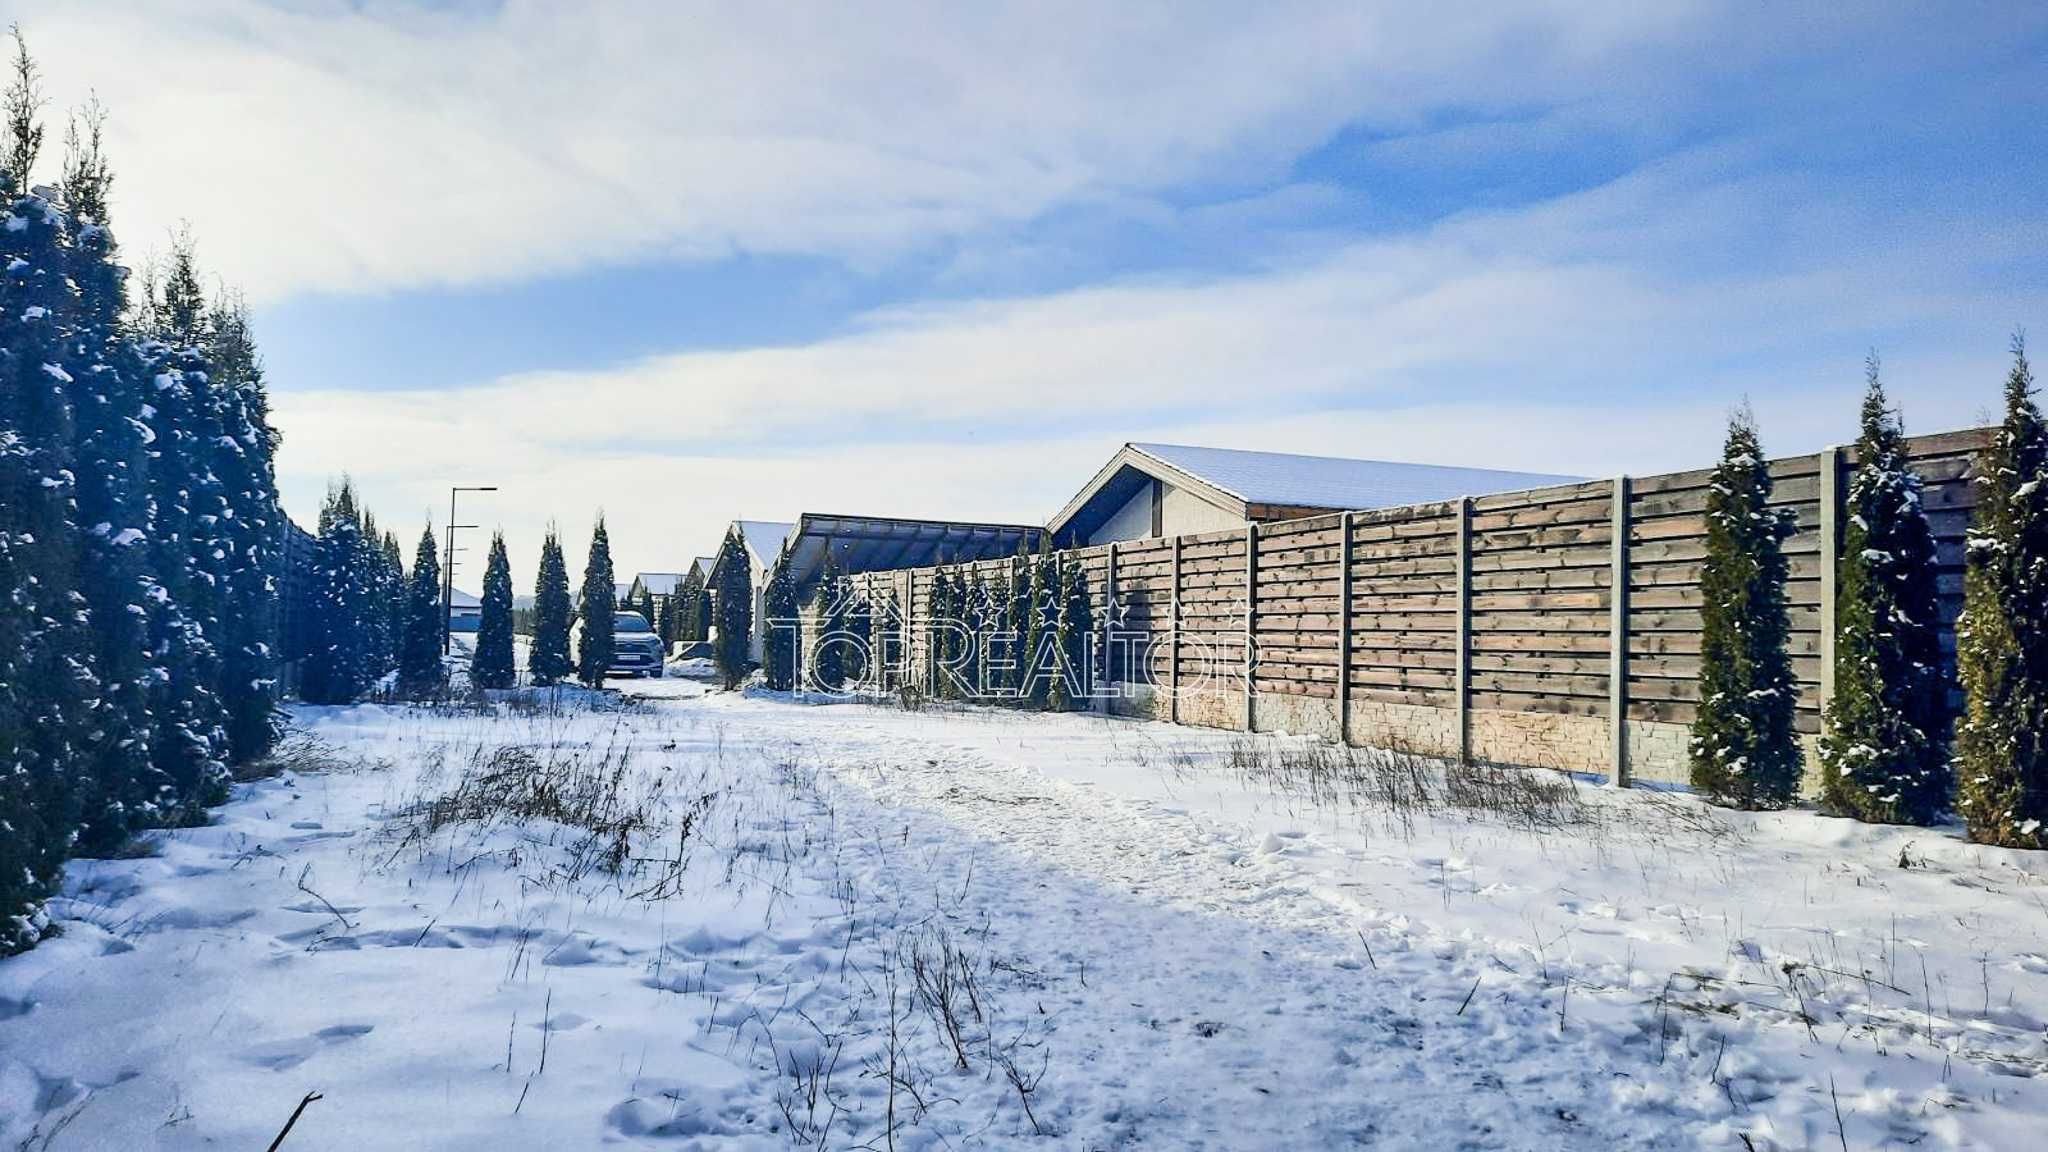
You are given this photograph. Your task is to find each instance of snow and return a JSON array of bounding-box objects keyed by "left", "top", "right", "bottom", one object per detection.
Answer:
[
  {"left": 1130, "top": 442, "right": 1584, "bottom": 510},
  {"left": 1, "top": 687, "right": 2043, "bottom": 1149},
  {"left": 733, "top": 520, "right": 797, "bottom": 571}
]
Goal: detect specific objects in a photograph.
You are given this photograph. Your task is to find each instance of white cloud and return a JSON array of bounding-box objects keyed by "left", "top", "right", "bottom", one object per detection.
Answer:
[
  {"left": 23, "top": 0, "right": 1720, "bottom": 300},
  {"left": 271, "top": 165, "right": 2036, "bottom": 582}
]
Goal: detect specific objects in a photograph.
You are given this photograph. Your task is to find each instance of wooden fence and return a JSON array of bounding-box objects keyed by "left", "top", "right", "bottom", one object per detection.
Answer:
[{"left": 842, "top": 426, "right": 1989, "bottom": 786}]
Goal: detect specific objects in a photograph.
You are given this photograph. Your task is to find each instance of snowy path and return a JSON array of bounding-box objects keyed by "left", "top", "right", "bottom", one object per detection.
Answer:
[{"left": 1, "top": 685, "right": 2043, "bottom": 1149}]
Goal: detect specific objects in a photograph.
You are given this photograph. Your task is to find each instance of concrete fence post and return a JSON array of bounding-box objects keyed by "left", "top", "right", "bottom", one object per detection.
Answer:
[
  {"left": 1455, "top": 497, "right": 1472, "bottom": 765},
  {"left": 1169, "top": 534, "right": 1181, "bottom": 725},
  {"left": 1101, "top": 543, "right": 1117, "bottom": 713},
  {"left": 1609, "top": 475, "right": 1632, "bottom": 786},
  {"left": 1244, "top": 522, "right": 1258, "bottom": 732},
  {"left": 1338, "top": 510, "right": 1353, "bottom": 746},
  {"left": 1818, "top": 445, "right": 1844, "bottom": 719}
]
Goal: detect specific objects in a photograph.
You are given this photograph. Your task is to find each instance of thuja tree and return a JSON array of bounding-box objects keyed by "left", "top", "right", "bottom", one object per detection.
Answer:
[
  {"left": 1955, "top": 336, "right": 2048, "bottom": 849},
  {"left": 1690, "top": 407, "right": 1802, "bottom": 809},
  {"left": 810, "top": 553, "right": 847, "bottom": 691},
  {"left": 656, "top": 589, "right": 678, "bottom": 645},
  {"left": 396, "top": 526, "right": 445, "bottom": 699},
  {"left": 925, "top": 561, "right": 956, "bottom": 698},
  {"left": 675, "top": 569, "right": 706, "bottom": 642},
  {"left": 1819, "top": 359, "right": 1948, "bottom": 824},
  {"left": 528, "top": 528, "right": 573, "bottom": 686},
  {"left": 844, "top": 580, "right": 871, "bottom": 690},
  {"left": 761, "top": 552, "right": 799, "bottom": 691},
  {"left": 1049, "top": 553, "right": 1095, "bottom": 713},
  {"left": 712, "top": 531, "right": 753, "bottom": 689},
  {"left": 1022, "top": 544, "right": 1059, "bottom": 708},
  {"left": 576, "top": 517, "right": 616, "bottom": 688},
  {"left": 301, "top": 484, "right": 377, "bottom": 704},
  {"left": 472, "top": 531, "right": 516, "bottom": 690}
]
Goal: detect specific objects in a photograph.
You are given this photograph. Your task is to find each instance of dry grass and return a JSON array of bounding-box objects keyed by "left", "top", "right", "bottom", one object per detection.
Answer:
[
  {"left": 380, "top": 728, "right": 720, "bottom": 898},
  {"left": 1223, "top": 737, "right": 1592, "bottom": 834}
]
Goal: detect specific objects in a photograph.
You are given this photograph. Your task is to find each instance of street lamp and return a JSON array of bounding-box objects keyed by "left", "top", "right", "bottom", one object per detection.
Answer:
[{"left": 444, "top": 486, "right": 498, "bottom": 654}]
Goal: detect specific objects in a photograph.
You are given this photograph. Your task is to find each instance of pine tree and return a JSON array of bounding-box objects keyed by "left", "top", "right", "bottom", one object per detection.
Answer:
[
  {"left": 204, "top": 291, "right": 283, "bottom": 764},
  {"left": 1050, "top": 554, "right": 1095, "bottom": 713},
  {"left": 1022, "top": 543, "right": 1058, "bottom": 709},
  {"left": 375, "top": 528, "right": 403, "bottom": 678},
  {"left": 136, "top": 235, "right": 233, "bottom": 814},
  {"left": 56, "top": 97, "right": 155, "bottom": 853},
  {"left": 1690, "top": 407, "right": 1802, "bottom": 809},
  {"left": 2, "top": 90, "right": 95, "bottom": 948},
  {"left": 576, "top": 517, "right": 616, "bottom": 688},
  {"left": 397, "top": 526, "right": 445, "bottom": 699},
  {"left": 711, "top": 531, "right": 753, "bottom": 690},
  {"left": 964, "top": 567, "right": 990, "bottom": 698},
  {"left": 1955, "top": 336, "right": 2048, "bottom": 849},
  {"left": 1003, "top": 550, "right": 1031, "bottom": 700},
  {"left": 762, "top": 551, "right": 799, "bottom": 691},
  {"left": 810, "top": 554, "right": 847, "bottom": 691},
  {"left": 987, "top": 561, "right": 1011, "bottom": 696},
  {"left": 472, "top": 531, "right": 516, "bottom": 690},
  {"left": 635, "top": 586, "right": 656, "bottom": 630},
  {"left": 300, "top": 483, "right": 377, "bottom": 704},
  {"left": 845, "top": 583, "right": 872, "bottom": 690},
  {"left": 529, "top": 528, "right": 573, "bottom": 686},
  {"left": 1819, "top": 358, "right": 1948, "bottom": 824},
  {"left": 925, "top": 560, "right": 954, "bottom": 698},
  {"left": 656, "top": 588, "right": 678, "bottom": 646}
]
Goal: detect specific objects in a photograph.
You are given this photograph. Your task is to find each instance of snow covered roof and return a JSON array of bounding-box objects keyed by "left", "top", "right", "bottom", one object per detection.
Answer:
[
  {"left": 689, "top": 556, "right": 717, "bottom": 580},
  {"left": 1052, "top": 441, "right": 1584, "bottom": 542},
  {"left": 708, "top": 521, "right": 797, "bottom": 587},
  {"left": 734, "top": 521, "right": 795, "bottom": 569},
  {"left": 448, "top": 589, "right": 480, "bottom": 610},
  {"left": 1129, "top": 443, "right": 1582, "bottom": 511},
  {"left": 632, "top": 571, "right": 687, "bottom": 596}
]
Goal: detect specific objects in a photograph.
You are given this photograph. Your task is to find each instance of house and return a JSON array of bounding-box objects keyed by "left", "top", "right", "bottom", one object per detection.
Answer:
[
  {"left": 447, "top": 588, "right": 482, "bottom": 633},
  {"left": 1049, "top": 442, "right": 1583, "bottom": 546},
  {"left": 708, "top": 520, "right": 797, "bottom": 661},
  {"left": 709, "top": 514, "right": 1044, "bottom": 665},
  {"left": 774, "top": 512, "right": 1045, "bottom": 599},
  {"left": 626, "top": 571, "right": 687, "bottom": 620}
]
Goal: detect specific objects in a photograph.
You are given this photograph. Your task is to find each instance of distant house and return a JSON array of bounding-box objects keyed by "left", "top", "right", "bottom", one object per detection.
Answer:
[
  {"left": 708, "top": 520, "right": 797, "bottom": 662},
  {"left": 775, "top": 512, "right": 1044, "bottom": 599},
  {"left": 447, "top": 588, "right": 482, "bottom": 633},
  {"left": 626, "top": 571, "right": 687, "bottom": 621},
  {"left": 1049, "top": 442, "right": 1582, "bottom": 547}
]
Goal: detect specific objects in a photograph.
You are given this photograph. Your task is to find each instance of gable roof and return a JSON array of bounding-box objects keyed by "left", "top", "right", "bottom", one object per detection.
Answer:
[
  {"left": 1131, "top": 443, "right": 1582, "bottom": 511},
  {"left": 689, "top": 556, "right": 717, "bottom": 580},
  {"left": 448, "top": 588, "right": 480, "bottom": 609},
  {"left": 735, "top": 520, "right": 796, "bottom": 569},
  {"left": 709, "top": 520, "right": 797, "bottom": 586},
  {"left": 1051, "top": 441, "right": 1584, "bottom": 542},
  {"left": 631, "top": 571, "right": 687, "bottom": 596}
]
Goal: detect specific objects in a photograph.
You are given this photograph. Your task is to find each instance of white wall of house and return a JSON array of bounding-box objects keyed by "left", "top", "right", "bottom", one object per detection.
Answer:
[
  {"left": 1084, "top": 476, "right": 1243, "bottom": 545},
  {"left": 1088, "top": 481, "right": 1156, "bottom": 546},
  {"left": 1161, "top": 483, "right": 1242, "bottom": 537}
]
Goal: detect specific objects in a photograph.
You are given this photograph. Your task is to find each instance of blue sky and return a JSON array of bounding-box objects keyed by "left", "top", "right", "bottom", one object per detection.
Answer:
[{"left": 28, "top": 2, "right": 2048, "bottom": 581}]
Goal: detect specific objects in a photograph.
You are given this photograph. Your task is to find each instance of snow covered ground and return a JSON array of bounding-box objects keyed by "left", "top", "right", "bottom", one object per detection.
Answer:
[{"left": 2, "top": 681, "right": 2044, "bottom": 1149}]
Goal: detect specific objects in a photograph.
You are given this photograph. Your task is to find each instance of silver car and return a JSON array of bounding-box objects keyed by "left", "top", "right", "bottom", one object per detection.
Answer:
[{"left": 570, "top": 611, "right": 665, "bottom": 678}]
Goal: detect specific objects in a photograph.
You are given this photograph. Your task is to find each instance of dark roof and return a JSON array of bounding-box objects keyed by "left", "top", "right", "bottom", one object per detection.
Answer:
[{"left": 779, "top": 512, "right": 1046, "bottom": 591}]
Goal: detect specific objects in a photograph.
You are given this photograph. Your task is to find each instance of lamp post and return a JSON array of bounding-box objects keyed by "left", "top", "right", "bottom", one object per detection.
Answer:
[{"left": 444, "top": 486, "right": 497, "bottom": 654}]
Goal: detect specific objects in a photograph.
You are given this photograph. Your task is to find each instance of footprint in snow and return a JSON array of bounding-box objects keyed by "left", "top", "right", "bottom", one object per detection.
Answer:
[{"left": 241, "top": 1023, "right": 374, "bottom": 1071}]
